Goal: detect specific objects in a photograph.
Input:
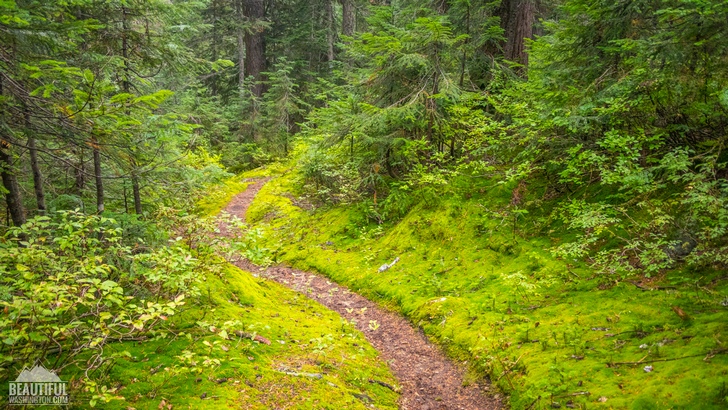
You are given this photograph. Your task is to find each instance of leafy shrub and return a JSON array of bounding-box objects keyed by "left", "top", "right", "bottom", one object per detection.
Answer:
[
  {"left": 0, "top": 212, "right": 189, "bottom": 381},
  {"left": 0, "top": 208, "right": 265, "bottom": 400}
]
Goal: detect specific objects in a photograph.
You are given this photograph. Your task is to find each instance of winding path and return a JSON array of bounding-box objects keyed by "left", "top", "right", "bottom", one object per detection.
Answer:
[{"left": 224, "top": 179, "right": 502, "bottom": 410}]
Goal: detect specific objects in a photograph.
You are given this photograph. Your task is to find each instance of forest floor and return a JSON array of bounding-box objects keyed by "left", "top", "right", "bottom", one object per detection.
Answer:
[
  {"left": 223, "top": 179, "right": 502, "bottom": 410},
  {"left": 228, "top": 163, "right": 728, "bottom": 410}
]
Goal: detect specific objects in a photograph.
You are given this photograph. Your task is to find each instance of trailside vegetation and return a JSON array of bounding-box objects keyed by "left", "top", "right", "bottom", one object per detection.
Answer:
[{"left": 2, "top": 0, "right": 727, "bottom": 408}]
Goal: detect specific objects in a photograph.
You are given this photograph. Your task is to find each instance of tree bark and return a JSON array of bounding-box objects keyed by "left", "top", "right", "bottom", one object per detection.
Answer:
[
  {"left": 131, "top": 171, "right": 142, "bottom": 215},
  {"left": 92, "top": 137, "right": 104, "bottom": 214},
  {"left": 122, "top": 5, "right": 142, "bottom": 215},
  {"left": 28, "top": 137, "right": 46, "bottom": 215},
  {"left": 503, "top": 0, "right": 534, "bottom": 67},
  {"left": 75, "top": 148, "right": 85, "bottom": 194},
  {"left": 433, "top": 0, "right": 449, "bottom": 14},
  {"left": 209, "top": 0, "right": 220, "bottom": 96},
  {"left": 341, "top": 0, "right": 355, "bottom": 37},
  {"left": 0, "top": 139, "right": 26, "bottom": 227},
  {"left": 121, "top": 6, "right": 132, "bottom": 96},
  {"left": 244, "top": 0, "right": 266, "bottom": 97},
  {"left": 326, "top": 0, "right": 335, "bottom": 62},
  {"left": 235, "top": 0, "right": 246, "bottom": 93},
  {"left": 496, "top": 0, "right": 535, "bottom": 70},
  {"left": 25, "top": 106, "right": 46, "bottom": 216},
  {"left": 459, "top": 2, "right": 470, "bottom": 87}
]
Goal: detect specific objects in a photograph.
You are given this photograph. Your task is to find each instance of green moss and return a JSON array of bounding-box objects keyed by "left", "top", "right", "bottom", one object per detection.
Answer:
[
  {"left": 45, "top": 161, "right": 400, "bottom": 408},
  {"left": 196, "top": 176, "right": 251, "bottom": 216},
  {"left": 195, "top": 160, "right": 293, "bottom": 217},
  {"left": 80, "top": 264, "right": 398, "bottom": 409},
  {"left": 248, "top": 168, "right": 728, "bottom": 410}
]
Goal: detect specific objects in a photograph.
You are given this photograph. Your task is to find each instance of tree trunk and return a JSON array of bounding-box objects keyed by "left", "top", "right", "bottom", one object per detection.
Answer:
[
  {"left": 0, "top": 139, "right": 26, "bottom": 227},
  {"left": 433, "top": 0, "right": 449, "bottom": 14},
  {"left": 341, "top": 0, "right": 355, "bottom": 37},
  {"left": 25, "top": 106, "right": 46, "bottom": 216},
  {"left": 123, "top": 180, "right": 128, "bottom": 213},
  {"left": 210, "top": 0, "right": 220, "bottom": 96},
  {"left": 497, "top": 0, "right": 535, "bottom": 70},
  {"left": 92, "top": 137, "right": 104, "bottom": 214},
  {"left": 131, "top": 171, "right": 142, "bottom": 215},
  {"left": 503, "top": 0, "right": 534, "bottom": 68},
  {"left": 121, "top": 6, "right": 132, "bottom": 96},
  {"left": 237, "top": 29, "right": 246, "bottom": 92},
  {"left": 122, "top": 6, "right": 141, "bottom": 215},
  {"left": 326, "top": 0, "right": 335, "bottom": 62},
  {"left": 75, "top": 148, "right": 85, "bottom": 194},
  {"left": 28, "top": 137, "right": 46, "bottom": 215},
  {"left": 244, "top": 0, "right": 266, "bottom": 97},
  {"left": 459, "top": 2, "right": 470, "bottom": 87},
  {"left": 235, "top": 0, "right": 246, "bottom": 92}
]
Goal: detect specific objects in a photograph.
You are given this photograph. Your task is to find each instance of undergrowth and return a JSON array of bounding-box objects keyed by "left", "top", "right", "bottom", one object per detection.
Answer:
[
  {"left": 97, "top": 174, "right": 400, "bottom": 409},
  {"left": 244, "top": 166, "right": 728, "bottom": 410},
  {"left": 96, "top": 264, "right": 399, "bottom": 409},
  {"left": 0, "top": 173, "right": 398, "bottom": 409}
]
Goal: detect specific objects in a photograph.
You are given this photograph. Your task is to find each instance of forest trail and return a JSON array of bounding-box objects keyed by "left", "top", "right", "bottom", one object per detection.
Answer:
[{"left": 222, "top": 178, "right": 502, "bottom": 410}]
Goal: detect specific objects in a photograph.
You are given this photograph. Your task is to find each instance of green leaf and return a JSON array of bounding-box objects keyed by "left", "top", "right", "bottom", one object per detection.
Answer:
[{"left": 83, "top": 69, "right": 95, "bottom": 84}]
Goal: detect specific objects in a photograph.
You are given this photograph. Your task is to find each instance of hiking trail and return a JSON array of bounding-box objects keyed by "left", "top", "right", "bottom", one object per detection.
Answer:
[{"left": 222, "top": 178, "right": 502, "bottom": 410}]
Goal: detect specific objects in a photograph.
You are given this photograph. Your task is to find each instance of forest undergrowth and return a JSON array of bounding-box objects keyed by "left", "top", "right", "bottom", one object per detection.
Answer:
[{"left": 238, "top": 162, "right": 728, "bottom": 410}]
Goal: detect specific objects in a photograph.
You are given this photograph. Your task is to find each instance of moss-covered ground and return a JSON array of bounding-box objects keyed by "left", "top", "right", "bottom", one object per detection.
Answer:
[
  {"left": 53, "top": 168, "right": 399, "bottom": 409},
  {"left": 97, "top": 264, "right": 399, "bottom": 409},
  {"left": 242, "top": 166, "right": 728, "bottom": 410}
]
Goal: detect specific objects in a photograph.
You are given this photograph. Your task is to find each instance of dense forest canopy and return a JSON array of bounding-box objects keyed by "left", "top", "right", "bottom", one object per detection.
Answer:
[{"left": 1, "top": 0, "right": 727, "bottom": 408}]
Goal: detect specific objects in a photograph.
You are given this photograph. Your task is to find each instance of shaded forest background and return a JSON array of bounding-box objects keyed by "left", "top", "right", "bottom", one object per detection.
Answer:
[{"left": 3, "top": 0, "right": 727, "bottom": 279}]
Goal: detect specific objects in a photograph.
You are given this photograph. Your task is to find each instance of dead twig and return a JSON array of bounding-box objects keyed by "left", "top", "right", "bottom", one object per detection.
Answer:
[
  {"left": 368, "top": 378, "right": 399, "bottom": 392},
  {"left": 627, "top": 281, "right": 676, "bottom": 291}
]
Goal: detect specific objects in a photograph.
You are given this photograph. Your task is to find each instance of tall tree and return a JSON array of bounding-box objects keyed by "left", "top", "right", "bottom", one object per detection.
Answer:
[
  {"left": 341, "top": 0, "right": 355, "bottom": 36},
  {"left": 235, "top": 0, "right": 246, "bottom": 91},
  {"left": 326, "top": 0, "right": 336, "bottom": 62},
  {"left": 27, "top": 137, "right": 45, "bottom": 215},
  {"left": 244, "top": 0, "right": 266, "bottom": 97},
  {"left": 0, "top": 76, "right": 24, "bottom": 226},
  {"left": 26, "top": 111, "right": 46, "bottom": 215},
  {"left": 496, "top": 0, "right": 535, "bottom": 68},
  {"left": 91, "top": 136, "right": 104, "bottom": 213},
  {"left": 0, "top": 140, "right": 26, "bottom": 227}
]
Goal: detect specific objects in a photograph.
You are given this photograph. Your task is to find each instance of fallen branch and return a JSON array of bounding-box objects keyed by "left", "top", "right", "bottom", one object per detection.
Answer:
[
  {"left": 368, "top": 378, "right": 399, "bottom": 392},
  {"left": 493, "top": 354, "right": 515, "bottom": 390},
  {"left": 496, "top": 353, "right": 525, "bottom": 387},
  {"left": 433, "top": 267, "right": 454, "bottom": 275},
  {"left": 627, "top": 281, "right": 676, "bottom": 291},
  {"left": 276, "top": 369, "right": 323, "bottom": 379},
  {"left": 554, "top": 391, "right": 590, "bottom": 398},
  {"left": 234, "top": 330, "right": 271, "bottom": 345}
]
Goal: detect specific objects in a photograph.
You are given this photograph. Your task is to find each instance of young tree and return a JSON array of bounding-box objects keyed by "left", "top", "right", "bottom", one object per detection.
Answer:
[{"left": 260, "top": 59, "right": 307, "bottom": 154}]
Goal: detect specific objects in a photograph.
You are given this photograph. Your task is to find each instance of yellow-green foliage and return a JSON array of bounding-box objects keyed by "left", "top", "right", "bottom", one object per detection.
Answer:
[
  {"left": 101, "top": 265, "right": 399, "bottom": 409},
  {"left": 196, "top": 158, "right": 299, "bottom": 217},
  {"left": 244, "top": 171, "right": 304, "bottom": 226},
  {"left": 248, "top": 170, "right": 728, "bottom": 409}
]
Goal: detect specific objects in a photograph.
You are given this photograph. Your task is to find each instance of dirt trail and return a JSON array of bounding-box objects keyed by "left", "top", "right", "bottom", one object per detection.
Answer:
[{"left": 224, "top": 179, "right": 502, "bottom": 410}]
